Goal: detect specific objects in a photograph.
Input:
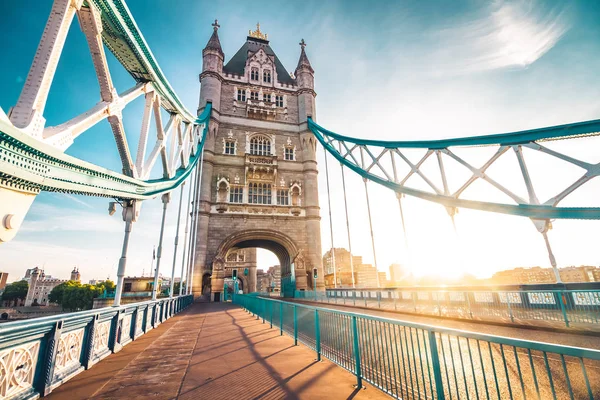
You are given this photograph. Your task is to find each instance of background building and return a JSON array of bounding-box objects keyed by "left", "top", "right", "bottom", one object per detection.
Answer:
[
  {"left": 323, "top": 248, "right": 361, "bottom": 288},
  {"left": 490, "top": 265, "right": 600, "bottom": 285},
  {"left": 0, "top": 272, "right": 8, "bottom": 290},
  {"left": 389, "top": 263, "right": 411, "bottom": 285},
  {"left": 257, "top": 265, "right": 281, "bottom": 293},
  {"left": 24, "top": 267, "right": 81, "bottom": 306}
]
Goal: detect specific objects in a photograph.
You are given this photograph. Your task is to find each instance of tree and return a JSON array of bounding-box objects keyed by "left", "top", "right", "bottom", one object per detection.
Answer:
[
  {"left": 62, "top": 284, "right": 98, "bottom": 311},
  {"left": 1, "top": 280, "right": 29, "bottom": 306},
  {"left": 94, "top": 280, "right": 115, "bottom": 295},
  {"left": 49, "top": 280, "right": 112, "bottom": 311},
  {"left": 173, "top": 282, "right": 182, "bottom": 295},
  {"left": 48, "top": 281, "right": 70, "bottom": 304}
]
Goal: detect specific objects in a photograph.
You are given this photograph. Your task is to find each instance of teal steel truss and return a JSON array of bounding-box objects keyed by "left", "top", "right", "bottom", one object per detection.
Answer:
[{"left": 309, "top": 117, "right": 600, "bottom": 220}]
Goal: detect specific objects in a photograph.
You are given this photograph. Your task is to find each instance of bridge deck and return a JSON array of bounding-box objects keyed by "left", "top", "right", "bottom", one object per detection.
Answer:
[{"left": 48, "top": 302, "right": 387, "bottom": 400}]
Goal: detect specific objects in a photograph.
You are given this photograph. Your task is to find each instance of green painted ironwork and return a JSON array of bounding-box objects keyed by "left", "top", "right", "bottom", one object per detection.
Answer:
[
  {"left": 308, "top": 117, "right": 600, "bottom": 219},
  {"left": 0, "top": 294, "right": 193, "bottom": 399},
  {"left": 0, "top": 0, "right": 213, "bottom": 200},
  {"left": 0, "top": 104, "right": 211, "bottom": 199},
  {"left": 297, "top": 288, "right": 600, "bottom": 331},
  {"left": 234, "top": 294, "right": 600, "bottom": 399}
]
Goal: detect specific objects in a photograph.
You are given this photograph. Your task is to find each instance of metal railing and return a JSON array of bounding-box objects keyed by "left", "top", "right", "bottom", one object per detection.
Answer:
[
  {"left": 0, "top": 294, "right": 193, "bottom": 399},
  {"left": 234, "top": 294, "right": 600, "bottom": 399},
  {"left": 294, "top": 289, "right": 600, "bottom": 331}
]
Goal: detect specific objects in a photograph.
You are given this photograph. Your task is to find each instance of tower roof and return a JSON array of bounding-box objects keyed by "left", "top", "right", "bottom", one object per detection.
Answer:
[
  {"left": 204, "top": 19, "right": 224, "bottom": 57},
  {"left": 223, "top": 25, "right": 295, "bottom": 85},
  {"left": 295, "top": 39, "right": 313, "bottom": 75}
]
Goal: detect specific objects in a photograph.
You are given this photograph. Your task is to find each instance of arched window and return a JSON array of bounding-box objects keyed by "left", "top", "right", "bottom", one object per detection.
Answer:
[
  {"left": 251, "top": 67, "right": 259, "bottom": 81},
  {"left": 248, "top": 182, "right": 272, "bottom": 204},
  {"left": 263, "top": 69, "right": 271, "bottom": 83},
  {"left": 249, "top": 135, "right": 272, "bottom": 156}
]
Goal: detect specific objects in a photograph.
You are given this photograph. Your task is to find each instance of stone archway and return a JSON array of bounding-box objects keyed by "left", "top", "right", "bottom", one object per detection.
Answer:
[{"left": 210, "top": 229, "right": 301, "bottom": 301}]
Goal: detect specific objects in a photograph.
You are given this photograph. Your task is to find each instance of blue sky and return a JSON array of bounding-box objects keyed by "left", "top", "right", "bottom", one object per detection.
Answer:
[{"left": 1, "top": 0, "right": 600, "bottom": 283}]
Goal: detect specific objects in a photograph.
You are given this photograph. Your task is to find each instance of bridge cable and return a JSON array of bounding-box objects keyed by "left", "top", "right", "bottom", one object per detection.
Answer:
[
  {"left": 338, "top": 142, "right": 356, "bottom": 288},
  {"left": 170, "top": 181, "right": 186, "bottom": 297},
  {"left": 395, "top": 194, "right": 410, "bottom": 270},
  {"left": 359, "top": 146, "right": 381, "bottom": 288},
  {"left": 186, "top": 163, "right": 198, "bottom": 294},
  {"left": 363, "top": 178, "right": 380, "bottom": 288},
  {"left": 323, "top": 146, "right": 337, "bottom": 288},
  {"left": 179, "top": 173, "right": 194, "bottom": 295},
  {"left": 542, "top": 230, "right": 562, "bottom": 284},
  {"left": 152, "top": 194, "right": 170, "bottom": 300}
]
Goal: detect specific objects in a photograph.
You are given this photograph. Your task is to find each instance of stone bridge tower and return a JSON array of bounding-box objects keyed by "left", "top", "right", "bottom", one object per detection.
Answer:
[{"left": 194, "top": 21, "right": 323, "bottom": 301}]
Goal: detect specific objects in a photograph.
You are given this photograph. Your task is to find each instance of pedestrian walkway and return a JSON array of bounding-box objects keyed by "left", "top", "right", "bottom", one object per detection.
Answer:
[{"left": 48, "top": 302, "right": 388, "bottom": 400}]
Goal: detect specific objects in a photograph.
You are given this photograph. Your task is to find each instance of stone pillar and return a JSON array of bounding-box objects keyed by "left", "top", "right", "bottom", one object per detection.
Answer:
[{"left": 300, "top": 132, "right": 324, "bottom": 290}]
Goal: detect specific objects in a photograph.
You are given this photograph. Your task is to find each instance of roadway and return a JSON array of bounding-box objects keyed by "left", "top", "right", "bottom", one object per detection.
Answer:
[{"left": 290, "top": 299, "right": 600, "bottom": 399}]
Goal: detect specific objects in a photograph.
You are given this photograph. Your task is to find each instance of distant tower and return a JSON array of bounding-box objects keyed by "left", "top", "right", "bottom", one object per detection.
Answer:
[
  {"left": 193, "top": 21, "right": 324, "bottom": 301},
  {"left": 70, "top": 267, "right": 81, "bottom": 282},
  {"left": 24, "top": 267, "right": 41, "bottom": 306}
]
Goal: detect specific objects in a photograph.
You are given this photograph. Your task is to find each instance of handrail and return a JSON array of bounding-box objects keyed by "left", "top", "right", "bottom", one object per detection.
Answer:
[
  {"left": 235, "top": 294, "right": 600, "bottom": 399},
  {"left": 0, "top": 295, "right": 193, "bottom": 399},
  {"left": 306, "top": 288, "right": 600, "bottom": 330}
]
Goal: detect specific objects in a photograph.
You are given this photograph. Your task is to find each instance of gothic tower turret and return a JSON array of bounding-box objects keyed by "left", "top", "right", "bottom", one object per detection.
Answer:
[
  {"left": 295, "top": 39, "right": 316, "bottom": 122},
  {"left": 199, "top": 20, "right": 224, "bottom": 112},
  {"left": 70, "top": 267, "right": 80, "bottom": 282}
]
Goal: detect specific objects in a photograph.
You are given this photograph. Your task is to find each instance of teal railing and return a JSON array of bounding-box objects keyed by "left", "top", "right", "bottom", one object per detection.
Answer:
[
  {"left": 0, "top": 294, "right": 193, "bottom": 399},
  {"left": 295, "top": 289, "right": 600, "bottom": 331},
  {"left": 234, "top": 294, "right": 600, "bottom": 399}
]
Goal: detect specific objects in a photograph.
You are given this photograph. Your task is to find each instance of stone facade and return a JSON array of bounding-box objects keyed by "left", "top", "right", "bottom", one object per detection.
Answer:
[
  {"left": 24, "top": 267, "right": 80, "bottom": 306},
  {"left": 193, "top": 22, "right": 324, "bottom": 301}
]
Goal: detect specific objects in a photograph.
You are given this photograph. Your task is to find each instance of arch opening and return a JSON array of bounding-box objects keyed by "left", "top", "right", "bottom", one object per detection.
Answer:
[{"left": 210, "top": 230, "right": 300, "bottom": 300}]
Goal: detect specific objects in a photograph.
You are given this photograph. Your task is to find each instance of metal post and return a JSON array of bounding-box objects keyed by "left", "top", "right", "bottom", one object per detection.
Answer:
[
  {"left": 558, "top": 290, "right": 570, "bottom": 327},
  {"left": 114, "top": 201, "right": 136, "bottom": 307},
  {"left": 189, "top": 149, "right": 205, "bottom": 296},
  {"left": 179, "top": 175, "right": 194, "bottom": 296},
  {"left": 323, "top": 147, "right": 337, "bottom": 288},
  {"left": 279, "top": 302, "right": 283, "bottom": 336},
  {"left": 186, "top": 168, "right": 198, "bottom": 295},
  {"left": 542, "top": 231, "right": 562, "bottom": 283},
  {"left": 152, "top": 193, "right": 170, "bottom": 301},
  {"left": 427, "top": 330, "right": 446, "bottom": 400},
  {"left": 465, "top": 292, "right": 473, "bottom": 318},
  {"left": 363, "top": 179, "right": 380, "bottom": 288},
  {"left": 315, "top": 309, "right": 321, "bottom": 361},
  {"left": 340, "top": 160, "right": 356, "bottom": 288},
  {"left": 506, "top": 294, "right": 515, "bottom": 323},
  {"left": 351, "top": 315, "right": 362, "bottom": 388},
  {"left": 293, "top": 305, "right": 298, "bottom": 345},
  {"left": 170, "top": 182, "right": 186, "bottom": 298}
]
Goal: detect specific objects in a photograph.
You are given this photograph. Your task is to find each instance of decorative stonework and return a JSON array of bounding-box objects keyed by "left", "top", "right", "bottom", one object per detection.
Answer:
[
  {"left": 0, "top": 341, "right": 40, "bottom": 398},
  {"left": 120, "top": 315, "right": 132, "bottom": 343},
  {"left": 136, "top": 309, "right": 144, "bottom": 335},
  {"left": 54, "top": 328, "right": 84, "bottom": 376},
  {"left": 93, "top": 321, "right": 110, "bottom": 356}
]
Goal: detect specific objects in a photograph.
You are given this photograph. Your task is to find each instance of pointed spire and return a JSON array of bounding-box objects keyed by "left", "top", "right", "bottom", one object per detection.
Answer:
[
  {"left": 204, "top": 19, "right": 224, "bottom": 57},
  {"left": 295, "top": 39, "right": 314, "bottom": 75}
]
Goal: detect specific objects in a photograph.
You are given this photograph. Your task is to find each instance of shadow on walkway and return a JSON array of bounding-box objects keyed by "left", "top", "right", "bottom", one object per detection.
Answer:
[{"left": 48, "top": 302, "right": 388, "bottom": 400}]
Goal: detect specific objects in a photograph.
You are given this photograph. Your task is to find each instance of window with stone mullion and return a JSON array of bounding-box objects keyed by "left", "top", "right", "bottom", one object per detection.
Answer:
[
  {"left": 277, "top": 189, "right": 289, "bottom": 205},
  {"left": 248, "top": 182, "right": 272, "bottom": 204}
]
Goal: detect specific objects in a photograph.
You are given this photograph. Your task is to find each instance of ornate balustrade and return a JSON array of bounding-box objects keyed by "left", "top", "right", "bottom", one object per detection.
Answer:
[{"left": 0, "top": 295, "right": 193, "bottom": 399}]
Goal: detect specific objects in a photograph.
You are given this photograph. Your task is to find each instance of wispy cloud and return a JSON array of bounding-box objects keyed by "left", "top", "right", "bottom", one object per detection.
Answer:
[
  {"left": 432, "top": 0, "right": 570, "bottom": 74},
  {"left": 61, "top": 193, "right": 93, "bottom": 209}
]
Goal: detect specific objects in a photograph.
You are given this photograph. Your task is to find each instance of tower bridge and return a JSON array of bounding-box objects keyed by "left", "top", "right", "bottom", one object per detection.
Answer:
[{"left": 1, "top": 1, "right": 600, "bottom": 399}]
